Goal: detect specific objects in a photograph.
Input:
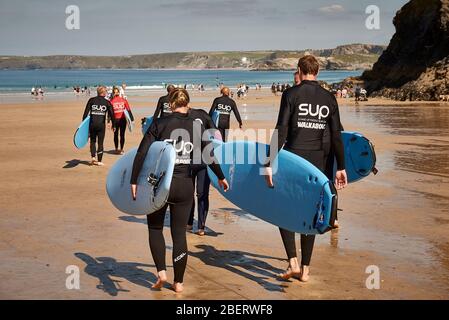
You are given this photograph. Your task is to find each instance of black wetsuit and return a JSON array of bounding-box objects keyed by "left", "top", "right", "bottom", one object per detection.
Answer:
[
  {"left": 153, "top": 94, "right": 172, "bottom": 118},
  {"left": 82, "top": 96, "right": 115, "bottom": 162},
  {"left": 131, "top": 112, "right": 225, "bottom": 283},
  {"left": 186, "top": 108, "right": 219, "bottom": 230},
  {"left": 270, "top": 80, "right": 345, "bottom": 266},
  {"left": 209, "top": 95, "right": 242, "bottom": 142}
]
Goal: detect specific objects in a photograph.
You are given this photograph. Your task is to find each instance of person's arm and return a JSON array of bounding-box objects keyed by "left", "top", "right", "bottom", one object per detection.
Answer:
[
  {"left": 107, "top": 101, "right": 116, "bottom": 127},
  {"left": 329, "top": 96, "right": 345, "bottom": 170},
  {"left": 201, "top": 131, "right": 228, "bottom": 191},
  {"left": 264, "top": 91, "right": 292, "bottom": 187},
  {"left": 268, "top": 91, "right": 291, "bottom": 160},
  {"left": 125, "top": 99, "right": 134, "bottom": 121},
  {"left": 82, "top": 99, "right": 91, "bottom": 120},
  {"left": 329, "top": 96, "right": 347, "bottom": 190},
  {"left": 153, "top": 97, "right": 163, "bottom": 118},
  {"left": 202, "top": 110, "right": 216, "bottom": 130},
  {"left": 209, "top": 99, "right": 217, "bottom": 117},
  {"left": 130, "top": 122, "right": 158, "bottom": 185},
  {"left": 231, "top": 101, "right": 242, "bottom": 127}
]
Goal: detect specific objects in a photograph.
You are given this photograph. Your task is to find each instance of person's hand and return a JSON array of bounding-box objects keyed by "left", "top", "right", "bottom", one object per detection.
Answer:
[
  {"left": 218, "top": 179, "right": 229, "bottom": 192},
  {"left": 335, "top": 170, "right": 348, "bottom": 190},
  {"left": 131, "top": 184, "right": 137, "bottom": 200},
  {"left": 264, "top": 167, "right": 274, "bottom": 188}
]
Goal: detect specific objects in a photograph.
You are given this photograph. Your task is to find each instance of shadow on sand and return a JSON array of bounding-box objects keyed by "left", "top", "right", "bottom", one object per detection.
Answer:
[
  {"left": 75, "top": 252, "right": 157, "bottom": 296},
  {"left": 190, "top": 244, "right": 286, "bottom": 292},
  {"left": 118, "top": 215, "right": 224, "bottom": 237},
  {"left": 215, "top": 207, "right": 259, "bottom": 222},
  {"left": 63, "top": 159, "right": 91, "bottom": 169}
]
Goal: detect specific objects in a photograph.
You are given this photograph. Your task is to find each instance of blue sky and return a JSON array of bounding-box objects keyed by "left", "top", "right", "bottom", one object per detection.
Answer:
[{"left": 0, "top": 0, "right": 409, "bottom": 55}]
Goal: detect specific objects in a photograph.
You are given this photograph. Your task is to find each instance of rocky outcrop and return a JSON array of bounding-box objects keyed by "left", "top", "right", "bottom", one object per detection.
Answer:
[{"left": 362, "top": 0, "right": 449, "bottom": 101}]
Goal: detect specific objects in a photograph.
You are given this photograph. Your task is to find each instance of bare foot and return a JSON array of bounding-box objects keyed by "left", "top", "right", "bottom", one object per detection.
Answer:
[
  {"left": 90, "top": 158, "right": 97, "bottom": 166},
  {"left": 299, "top": 265, "right": 310, "bottom": 282},
  {"left": 278, "top": 267, "right": 301, "bottom": 280},
  {"left": 152, "top": 271, "right": 167, "bottom": 289},
  {"left": 120, "top": 150, "right": 125, "bottom": 155},
  {"left": 333, "top": 219, "right": 340, "bottom": 229},
  {"left": 97, "top": 162, "right": 105, "bottom": 166},
  {"left": 172, "top": 282, "right": 184, "bottom": 293},
  {"left": 197, "top": 229, "right": 205, "bottom": 236}
]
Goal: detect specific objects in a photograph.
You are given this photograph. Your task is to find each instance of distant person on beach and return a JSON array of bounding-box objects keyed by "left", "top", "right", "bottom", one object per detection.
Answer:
[
  {"left": 271, "top": 83, "right": 277, "bottom": 95},
  {"left": 119, "top": 83, "right": 127, "bottom": 99},
  {"left": 355, "top": 85, "right": 361, "bottom": 102},
  {"left": 153, "top": 84, "right": 176, "bottom": 119},
  {"left": 264, "top": 55, "right": 347, "bottom": 282},
  {"left": 82, "top": 86, "right": 116, "bottom": 166},
  {"left": 31, "top": 87, "right": 36, "bottom": 96},
  {"left": 131, "top": 88, "right": 228, "bottom": 293},
  {"left": 209, "top": 86, "right": 243, "bottom": 142},
  {"left": 110, "top": 87, "right": 134, "bottom": 155}
]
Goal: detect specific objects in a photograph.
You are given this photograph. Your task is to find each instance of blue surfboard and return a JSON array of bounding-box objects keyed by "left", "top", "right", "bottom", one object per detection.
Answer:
[
  {"left": 339, "top": 131, "right": 377, "bottom": 183},
  {"left": 73, "top": 116, "right": 90, "bottom": 149},
  {"left": 106, "top": 142, "right": 176, "bottom": 216},
  {"left": 124, "top": 109, "right": 134, "bottom": 133},
  {"left": 208, "top": 141, "right": 338, "bottom": 234},
  {"left": 141, "top": 116, "right": 153, "bottom": 135},
  {"left": 211, "top": 110, "right": 220, "bottom": 127}
]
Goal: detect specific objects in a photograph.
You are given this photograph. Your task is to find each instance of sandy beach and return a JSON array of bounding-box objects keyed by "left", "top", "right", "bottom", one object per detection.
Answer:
[{"left": 1, "top": 89, "right": 448, "bottom": 299}]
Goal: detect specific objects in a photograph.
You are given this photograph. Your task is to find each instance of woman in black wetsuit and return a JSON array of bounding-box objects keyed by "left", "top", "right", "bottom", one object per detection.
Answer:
[{"left": 130, "top": 88, "right": 229, "bottom": 293}]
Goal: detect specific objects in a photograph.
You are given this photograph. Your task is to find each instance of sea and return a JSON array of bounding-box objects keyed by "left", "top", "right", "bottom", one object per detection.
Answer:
[{"left": 0, "top": 69, "right": 362, "bottom": 95}]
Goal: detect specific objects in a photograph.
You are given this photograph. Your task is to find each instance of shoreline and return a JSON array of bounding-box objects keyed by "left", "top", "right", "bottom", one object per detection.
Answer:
[{"left": 1, "top": 89, "right": 448, "bottom": 106}]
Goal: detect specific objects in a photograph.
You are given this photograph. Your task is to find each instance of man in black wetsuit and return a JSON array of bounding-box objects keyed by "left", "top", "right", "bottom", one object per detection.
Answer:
[
  {"left": 82, "top": 86, "right": 115, "bottom": 166},
  {"left": 209, "top": 87, "right": 242, "bottom": 142},
  {"left": 186, "top": 108, "right": 220, "bottom": 236},
  {"left": 264, "top": 55, "right": 348, "bottom": 282},
  {"left": 153, "top": 84, "right": 176, "bottom": 119}
]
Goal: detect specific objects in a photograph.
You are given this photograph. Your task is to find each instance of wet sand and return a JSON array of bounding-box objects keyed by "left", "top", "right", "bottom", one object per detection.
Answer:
[{"left": 0, "top": 89, "right": 448, "bottom": 299}]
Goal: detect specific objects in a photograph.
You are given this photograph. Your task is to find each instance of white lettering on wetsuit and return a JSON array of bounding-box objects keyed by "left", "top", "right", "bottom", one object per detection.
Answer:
[
  {"left": 216, "top": 103, "right": 232, "bottom": 115},
  {"left": 297, "top": 103, "right": 330, "bottom": 130},
  {"left": 164, "top": 139, "right": 194, "bottom": 164},
  {"left": 91, "top": 104, "right": 108, "bottom": 116},
  {"left": 298, "top": 103, "right": 330, "bottom": 120},
  {"left": 163, "top": 102, "right": 172, "bottom": 114}
]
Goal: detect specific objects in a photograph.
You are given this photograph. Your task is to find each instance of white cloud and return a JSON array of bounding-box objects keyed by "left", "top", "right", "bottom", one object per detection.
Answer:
[{"left": 318, "top": 4, "right": 345, "bottom": 13}]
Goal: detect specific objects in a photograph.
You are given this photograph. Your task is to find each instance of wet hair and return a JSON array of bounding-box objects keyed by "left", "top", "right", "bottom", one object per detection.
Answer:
[
  {"left": 298, "top": 55, "right": 320, "bottom": 76},
  {"left": 221, "top": 87, "right": 230, "bottom": 96},
  {"left": 167, "top": 84, "right": 176, "bottom": 93},
  {"left": 169, "top": 88, "right": 190, "bottom": 110},
  {"left": 97, "top": 86, "right": 107, "bottom": 96},
  {"left": 112, "top": 86, "right": 120, "bottom": 96}
]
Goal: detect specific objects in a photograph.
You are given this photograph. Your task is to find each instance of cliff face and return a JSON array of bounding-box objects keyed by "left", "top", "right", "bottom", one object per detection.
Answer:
[
  {"left": 0, "top": 44, "right": 385, "bottom": 71},
  {"left": 362, "top": 0, "right": 449, "bottom": 100}
]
